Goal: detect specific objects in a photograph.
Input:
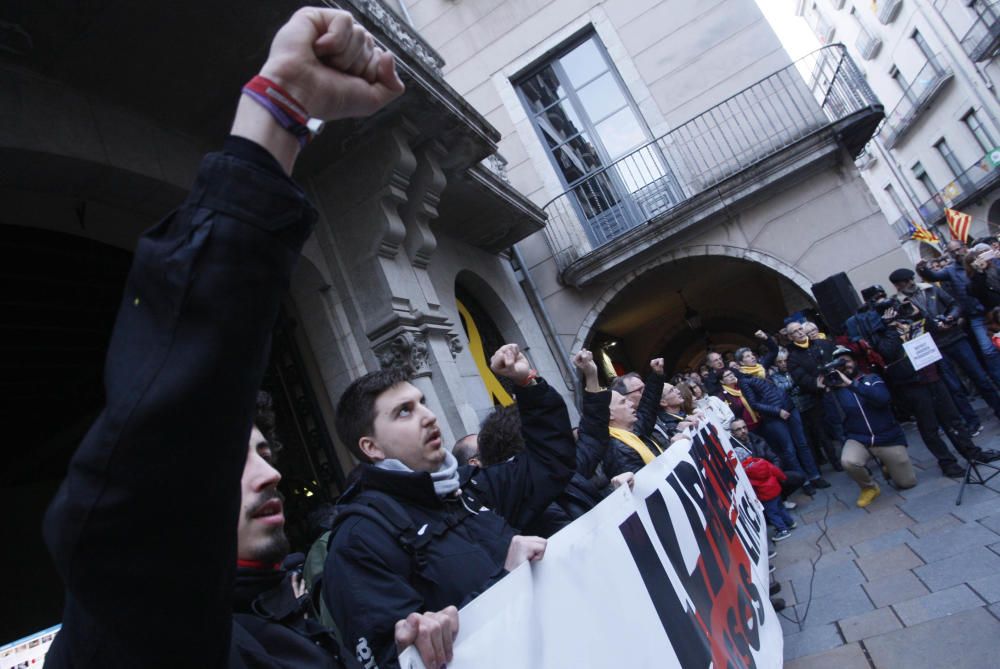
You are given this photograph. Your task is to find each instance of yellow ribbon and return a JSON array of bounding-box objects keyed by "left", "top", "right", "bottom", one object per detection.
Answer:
[
  {"left": 722, "top": 384, "right": 759, "bottom": 423},
  {"left": 609, "top": 427, "right": 662, "bottom": 464}
]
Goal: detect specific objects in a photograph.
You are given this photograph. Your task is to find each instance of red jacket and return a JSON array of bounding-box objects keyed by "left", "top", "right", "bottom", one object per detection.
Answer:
[{"left": 741, "top": 456, "right": 786, "bottom": 502}]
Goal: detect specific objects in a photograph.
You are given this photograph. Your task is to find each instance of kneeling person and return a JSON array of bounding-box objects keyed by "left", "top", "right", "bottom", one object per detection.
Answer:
[
  {"left": 325, "top": 344, "right": 575, "bottom": 668},
  {"left": 824, "top": 347, "right": 917, "bottom": 507}
]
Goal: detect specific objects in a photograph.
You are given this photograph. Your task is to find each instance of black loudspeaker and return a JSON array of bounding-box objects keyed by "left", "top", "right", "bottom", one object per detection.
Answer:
[{"left": 811, "top": 273, "right": 861, "bottom": 335}]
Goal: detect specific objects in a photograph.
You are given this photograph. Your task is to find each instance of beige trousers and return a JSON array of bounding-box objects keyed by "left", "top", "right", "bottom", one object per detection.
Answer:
[{"left": 841, "top": 439, "right": 917, "bottom": 489}]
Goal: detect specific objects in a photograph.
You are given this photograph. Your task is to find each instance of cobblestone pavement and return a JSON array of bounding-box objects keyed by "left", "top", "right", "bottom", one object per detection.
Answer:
[{"left": 776, "top": 403, "right": 1000, "bottom": 668}]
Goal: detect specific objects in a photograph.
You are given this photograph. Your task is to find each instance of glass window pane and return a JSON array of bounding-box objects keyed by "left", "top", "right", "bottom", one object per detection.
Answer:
[
  {"left": 560, "top": 39, "right": 607, "bottom": 88},
  {"left": 520, "top": 66, "right": 565, "bottom": 114},
  {"left": 553, "top": 133, "right": 603, "bottom": 184},
  {"left": 577, "top": 73, "right": 628, "bottom": 123},
  {"left": 535, "top": 100, "right": 584, "bottom": 149},
  {"left": 595, "top": 107, "right": 647, "bottom": 159}
]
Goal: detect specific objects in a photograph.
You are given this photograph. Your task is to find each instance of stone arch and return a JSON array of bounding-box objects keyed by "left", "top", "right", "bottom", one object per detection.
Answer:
[
  {"left": 569, "top": 244, "right": 815, "bottom": 357},
  {"left": 988, "top": 199, "right": 1000, "bottom": 234},
  {"left": 453, "top": 269, "right": 530, "bottom": 349}
]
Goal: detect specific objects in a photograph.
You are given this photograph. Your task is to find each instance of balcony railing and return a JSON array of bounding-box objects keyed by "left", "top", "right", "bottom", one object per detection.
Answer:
[
  {"left": 893, "top": 154, "right": 1000, "bottom": 241},
  {"left": 879, "top": 56, "right": 952, "bottom": 149},
  {"left": 961, "top": 4, "right": 1000, "bottom": 62},
  {"left": 856, "top": 29, "right": 882, "bottom": 60},
  {"left": 876, "top": 0, "right": 903, "bottom": 25},
  {"left": 541, "top": 45, "right": 881, "bottom": 271}
]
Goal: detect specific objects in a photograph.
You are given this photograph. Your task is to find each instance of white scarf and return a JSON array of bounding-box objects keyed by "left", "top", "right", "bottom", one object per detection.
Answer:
[{"left": 375, "top": 449, "right": 461, "bottom": 497}]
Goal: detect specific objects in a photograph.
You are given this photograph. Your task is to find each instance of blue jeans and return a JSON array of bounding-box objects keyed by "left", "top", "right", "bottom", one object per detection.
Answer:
[
  {"left": 940, "top": 337, "right": 1000, "bottom": 418},
  {"left": 968, "top": 315, "right": 1000, "bottom": 386},
  {"left": 762, "top": 496, "right": 793, "bottom": 531},
  {"left": 759, "top": 414, "right": 821, "bottom": 481}
]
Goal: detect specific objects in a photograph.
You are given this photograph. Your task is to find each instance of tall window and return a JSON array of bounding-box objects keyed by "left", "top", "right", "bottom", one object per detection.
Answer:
[
  {"left": 890, "top": 65, "right": 914, "bottom": 101},
  {"left": 911, "top": 29, "right": 936, "bottom": 62},
  {"left": 934, "top": 138, "right": 964, "bottom": 177},
  {"left": 516, "top": 32, "right": 674, "bottom": 244},
  {"left": 963, "top": 109, "right": 996, "bottom": 153},
  {"left": 884, "top": 183, "right": 909, "bottom": 218},
  {"left": 913, "top": 162, "right": 939, "bottom": 198}
]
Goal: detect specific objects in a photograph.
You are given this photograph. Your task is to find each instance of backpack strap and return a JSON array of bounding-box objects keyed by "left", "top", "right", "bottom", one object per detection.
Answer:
[{"left": 330, "top": 490, "right": 440, "bottom": 571}]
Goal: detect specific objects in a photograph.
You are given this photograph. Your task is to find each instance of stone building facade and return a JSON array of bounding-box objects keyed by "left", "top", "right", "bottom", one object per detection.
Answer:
[{"left": 797, "top": 0, "right": 1000, "bottom": 260}]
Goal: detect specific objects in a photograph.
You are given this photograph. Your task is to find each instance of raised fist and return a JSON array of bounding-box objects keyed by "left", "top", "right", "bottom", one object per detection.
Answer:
[
  {"left": 650, "top": 358, "right": 665, "bottom": 375},
  {"left": 491, "top": 343, "right": 533, "bottom": 385},
  {"left": 754, "top": 329, "right": 768, "bottom": 340}
]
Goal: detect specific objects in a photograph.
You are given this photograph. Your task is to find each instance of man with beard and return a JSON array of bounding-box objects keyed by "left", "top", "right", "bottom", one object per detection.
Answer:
[
  {"left": 41, "top": 9, "right": 453, "bottom": 668},
  {"left": 889, "top": 267, "right": 1000, "bottom": 426},
  {"left": 823, "top": 348, "right": 917, "bottom": 507},
  {"left": 324, "top": 343, "right": 575, "bottom": 669}
]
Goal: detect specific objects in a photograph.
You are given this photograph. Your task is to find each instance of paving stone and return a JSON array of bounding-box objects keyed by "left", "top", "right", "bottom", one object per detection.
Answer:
[
  {"left": 899, "top": 483, "right": 1000, "bottom": 523},
  {"left": 798, "top": 497, "right": 849, "bottom": 524},
  {"left": 782, "top": 623, "right": 843, "bottom": 661},
  {"left": 813, "top": 546, "right": 857, "bottom": 570},
  {"left": 779, "top": 611, "right": 801, "bottom": 636},
  {"left": 855, "top": 544, "right": 923, "bottom": 581},
  {"left": 907, "top": 513, "right": 964, "bottom": 538},
  {"left": 967, "top": 572, "right": 1000, "bottom": 603},
  {"left": 895, "top": 473, "right": 960, "bottom": 500},
  {"left": 991, "top": 541, "right": 1000, "bottom": 558},
  {"left": 977, "top": 511, "right": 1000, "bottom": 535},
  {"left": 905, "top": 522, "right": 1000, "bottom": 563},
  {"left": 851, "top": 527, "right": 915, "bottom": 557},
  {"left": 825, "top": 507, "right": 914, "bottom": 550},
  {"left": 951, "top": 496, "right": 1000, "bottom": 522},
  {"left": 795, "top": 583, "right": 873, "bottom": 628},
  {"left": 864, "top": 606, "right": 1000, "bottom": 669},
  {"left": 891, "top": 584, "right": 985, "bottom": 626},
  {"left": 863, "top": 571, "right": 930, "bottom": 608},
  {"left": 783, "top": 641, "right": 870, "bottom": 669},
  {"left": 773, "top": 540, "right": 822, "bottom": 574},
  {"left": 913, "top": 545, "right": 1000, "bottom": 591},
  {"left": 837, "top": 605, "right": 902, "bottom": 642},
  {"left": 815, "top": 505, "right": 868, "bottom": 530},
  {"left": 791, "top": 560, "right": 867, "bottom": 601},
  {"left": 990, "top": 602, "right": 1000, "bottom": 619}
]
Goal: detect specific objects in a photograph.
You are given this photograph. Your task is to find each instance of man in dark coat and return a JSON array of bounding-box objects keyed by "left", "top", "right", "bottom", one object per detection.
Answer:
[
  {"left": 889, "top": 267, "right": 1000, "bottom": 425},
  {"left": 784, "top": 320, "right": 843, "bottom": 470},
  {"left": 603, "top": 359, "right": 670, "bottom": 476},
  {"left": 324, "top": 343, "right": 576, "bottom": 669},
  {"left": 41, "top": 9, "right": 455, "bottom": 668}
]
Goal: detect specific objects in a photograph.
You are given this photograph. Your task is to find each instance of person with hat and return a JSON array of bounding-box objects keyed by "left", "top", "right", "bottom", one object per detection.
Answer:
[
  {"left": 823, "top": 347, "right": 917, "bottom": 507},
  {"left": 888, "top": 267, "right": 1000, "bottom": 426},
  {"left": 868, "top": 291, "right": 1000, "bottom": 477}
]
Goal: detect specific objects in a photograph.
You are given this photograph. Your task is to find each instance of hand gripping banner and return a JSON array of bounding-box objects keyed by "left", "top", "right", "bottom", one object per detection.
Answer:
[{"left": 402, "top": 419, "right": 782, "bottom": 668}]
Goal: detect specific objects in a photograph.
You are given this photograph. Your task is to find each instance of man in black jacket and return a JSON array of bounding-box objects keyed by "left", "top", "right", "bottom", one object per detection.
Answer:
[
  {"left": 324, "top": 343, "right": 575, "bottom": 669},
  {"left": 889, "top": 267, "right": 1000, "bottom": 424},
  {"left": 785, "top": 320, "right": 843, "bottom": 470},
  {"left": 41, "top": 9, "right": 445, "bottom": 668},
  {"left": 869, "top": 300, "right": 1000, "bottom": 477}
]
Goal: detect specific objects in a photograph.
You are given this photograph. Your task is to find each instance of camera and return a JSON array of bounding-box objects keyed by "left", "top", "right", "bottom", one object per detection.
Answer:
[
  {"left": 934, "top": 314, "right": 957, "bottom": 328},
  {"left": 874, "top": 297, "right": 919, "bottom": 323},
  {"left": 821, "top": 357, "right": 851, "bottom": 386}
]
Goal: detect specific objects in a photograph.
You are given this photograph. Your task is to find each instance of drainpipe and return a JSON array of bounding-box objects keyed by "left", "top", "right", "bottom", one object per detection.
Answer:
[
  {"left": 510, "top": 244, "right": 581, "bottom": 407},
  {"left": 397, "top": 0, "right": 415, "bottom": 27}
]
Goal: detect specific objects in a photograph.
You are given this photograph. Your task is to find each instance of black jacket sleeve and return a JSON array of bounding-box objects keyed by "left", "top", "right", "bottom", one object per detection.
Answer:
[
  {"left": 759, "top": 337, "right": 780, "bottom": 370},
  {"left": 576, "top": 389, "right": 611, "bottom": 478},
  {"left": 42, "top": 138, "right": 315, "bottom": 667},
  {"left": 633, "top": 372, "right": 665, "bottom": 439},
  {"left": 471, "top": 378, "right": 576, "bottom": 532}
]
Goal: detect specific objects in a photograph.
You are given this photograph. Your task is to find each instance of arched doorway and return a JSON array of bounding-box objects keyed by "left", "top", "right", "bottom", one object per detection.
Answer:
[{"left": 582, "top": 255, "right": 815, "bottom": 376}]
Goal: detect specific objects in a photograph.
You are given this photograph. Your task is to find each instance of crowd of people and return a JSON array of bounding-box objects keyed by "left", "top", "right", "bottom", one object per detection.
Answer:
[{"left": 38, "top": 8, "right": 1000, "bottom": 669}]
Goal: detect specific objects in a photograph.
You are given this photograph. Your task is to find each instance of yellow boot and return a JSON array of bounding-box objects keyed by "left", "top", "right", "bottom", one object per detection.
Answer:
[{"left": 856, "top": 484, "right": 881, "bottom": 508}]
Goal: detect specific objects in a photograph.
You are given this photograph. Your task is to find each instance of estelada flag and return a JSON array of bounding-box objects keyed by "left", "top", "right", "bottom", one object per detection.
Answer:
[
  {"left": 945, "top": 208, "right": 972, "bottom": 243},
  {"left": 908, "top": 220, "right": 940, "bottom": 243}
]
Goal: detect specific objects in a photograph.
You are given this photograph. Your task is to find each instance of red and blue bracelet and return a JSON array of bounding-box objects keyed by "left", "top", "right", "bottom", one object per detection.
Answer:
[{"left": 241, "top": 75, "right": 324, "bottom": 147}]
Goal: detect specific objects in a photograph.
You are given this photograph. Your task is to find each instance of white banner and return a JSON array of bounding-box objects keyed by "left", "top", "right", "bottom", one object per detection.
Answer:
[{"left": 402, "top": 420, "right": 782, "bottom": 669}]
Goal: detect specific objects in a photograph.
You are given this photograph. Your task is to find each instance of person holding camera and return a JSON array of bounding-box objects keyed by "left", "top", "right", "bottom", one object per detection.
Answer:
[
  {"left": 888, "top": 268, "right": 1000, "bottom": 424},
  {"left": 868, "top": 287, "right": 1000, "bottom": 477},
  {"left": 823, "top": 347, "right": 917, "bottom": 507}
]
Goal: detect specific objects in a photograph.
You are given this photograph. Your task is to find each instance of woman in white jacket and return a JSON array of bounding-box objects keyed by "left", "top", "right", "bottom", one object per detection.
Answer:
[{"left": 685, "top": 379, "right": 735, "bottom": 431}]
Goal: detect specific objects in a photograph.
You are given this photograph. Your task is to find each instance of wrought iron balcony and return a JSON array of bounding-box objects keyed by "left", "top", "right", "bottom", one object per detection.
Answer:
[
  {"left": 876, "top": 0, "right": 903, "bottom": 25},
  {"left": 541, "top": 45, "right": 883, "bottom": 273},
  {"left": 879, "top": 56, "right": 952, "bottom": 149},
  {"left": 856, "top": 28, "right": 882, "bottom": 60},
  {"left": 961, "top": 3, "right": 1000, "bottom": 62},
  {"left": 914, "top": 155, "right": 1000, "bottom": 228}
]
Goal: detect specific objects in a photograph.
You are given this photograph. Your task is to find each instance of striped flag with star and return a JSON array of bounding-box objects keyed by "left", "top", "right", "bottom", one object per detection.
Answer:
[
  {"left": 945, "top": 208, "right": 972, "bottom": 243},
  {"left": 907, "top": 220, "right": 940, "bottom": 243}
]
